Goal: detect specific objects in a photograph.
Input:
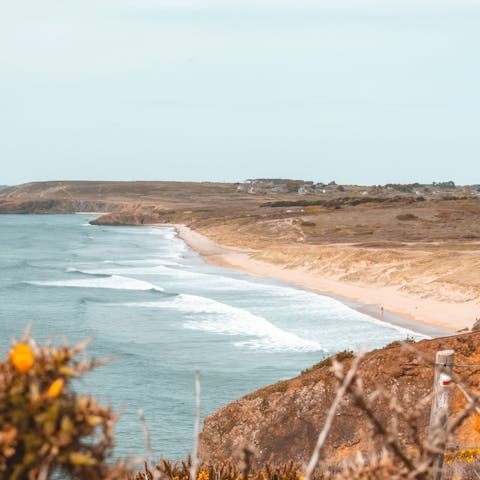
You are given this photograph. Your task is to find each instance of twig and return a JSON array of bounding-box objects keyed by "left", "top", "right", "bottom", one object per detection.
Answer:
[
  {"left": 448, "top": 391, "right": 480, "bottom": 434},
  {"left": 456, "top": 383, "right": 480, "bottom": 415},
  {"left": 22, "top": 322, "right": 32, "bottom": 342},
  {"left": 190, "top": 367, "right": 201, "bottom": 480},
  {"left": 139, "top": 409, "right": 160, "bottom": 479},
  {"left": 240, "top": 446, "right": 254, "bottom": 480},
  {"left": 37, "top": 462, "right": 49, "bottom": 480},
  {"left": 346, "top": 379, "right": 417, "bottom": 474},
  {"left": 304, "top": 350, "right": 365, "bottom": 480}
]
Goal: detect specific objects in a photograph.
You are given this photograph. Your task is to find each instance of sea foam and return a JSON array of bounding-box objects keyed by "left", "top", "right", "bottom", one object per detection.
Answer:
[
  {"left": 27, "top": 275, "right": 164, "bottom": 291},
  {"left": 102, "top": 259, "right": 182, "bottom": 267},
  {"left": 125, "top": 294, "right": 325, "bottom": 352}
]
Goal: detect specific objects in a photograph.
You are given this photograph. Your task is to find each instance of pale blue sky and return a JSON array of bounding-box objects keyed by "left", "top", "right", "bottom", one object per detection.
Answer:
[{"left": 1, "top": 0, "right": 479, "bottom": 185}]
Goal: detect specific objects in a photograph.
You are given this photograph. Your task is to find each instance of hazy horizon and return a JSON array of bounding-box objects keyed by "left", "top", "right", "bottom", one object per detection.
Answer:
[
  {"left": 1, "top": 0, "right": 479, "bottom": 186},
  {"left": 0, "top": 178, "right": 474, "bottom": 188}
]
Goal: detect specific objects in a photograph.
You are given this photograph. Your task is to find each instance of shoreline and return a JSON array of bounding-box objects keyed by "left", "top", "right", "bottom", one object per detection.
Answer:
[
  {"left": 158, "top": 224, "right": 452, "bottom": 338},
  {"left": 75, "top": 211, "right": 108, "bottom": 215}
]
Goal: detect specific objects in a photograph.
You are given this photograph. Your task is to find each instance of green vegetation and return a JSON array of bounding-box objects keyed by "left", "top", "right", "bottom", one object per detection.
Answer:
[
  {"left": 261, "top": 196, "right": 425, "bottom": 209},
  {"left": 396, "top": 214, "right": 419, "bottom": 221},
  {"left": 301, "top": 350, "right": 354, "bottom": 375}
]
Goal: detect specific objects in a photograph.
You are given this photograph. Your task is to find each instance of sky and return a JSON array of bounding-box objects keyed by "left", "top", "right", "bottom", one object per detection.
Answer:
[{"left": 1, "top": 0, "right": 479, "bottom": 186}]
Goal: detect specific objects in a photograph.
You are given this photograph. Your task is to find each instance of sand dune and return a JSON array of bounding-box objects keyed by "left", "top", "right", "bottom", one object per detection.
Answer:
[{"left": 173, "top": 224, "right": 480, "bottom": 332}]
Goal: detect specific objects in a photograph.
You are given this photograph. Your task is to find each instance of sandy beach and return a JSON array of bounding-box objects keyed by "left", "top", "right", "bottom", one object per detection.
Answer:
[{"left": 166, "top": 224, "right": 479, "bottom": 335}]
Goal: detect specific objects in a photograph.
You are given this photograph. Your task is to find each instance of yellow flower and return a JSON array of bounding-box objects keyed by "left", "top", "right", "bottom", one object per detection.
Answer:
[
  {"left": 69, "top": 451, "right": 97, "bottom": 466},
  {"left": 46, "top": 378, "right": 64, "bottom": 398},
  {"left": 198, "top": 471, "right": 209, "bottom": 480},
  {"left": 10, "top": 343, "right": 34, "bottom": 373}
]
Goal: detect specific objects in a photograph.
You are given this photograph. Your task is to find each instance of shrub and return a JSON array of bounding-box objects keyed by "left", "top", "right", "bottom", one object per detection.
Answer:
[
  {"left": 132, "top": 457, "right": 310, "bottom": 480},
  {"left": 301, "top": 350, "right": 354, "bottom": 374},
  {"left": 396, "top": 214, "right": 418, "bottom": 221},
  {"left": 0, "top": 333, "right": 130, "bottom": 480},
  {"left": 303, "top": 206, "right": 323, "bottom": 213}
]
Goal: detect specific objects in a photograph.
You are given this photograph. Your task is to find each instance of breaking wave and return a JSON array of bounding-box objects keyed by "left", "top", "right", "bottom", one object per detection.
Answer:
[
  {"left": 27, "top": 275, "right": 164, "bottom": 291},
  {"left": 125, "top": 294, "right": 325, "bottom": 352}
]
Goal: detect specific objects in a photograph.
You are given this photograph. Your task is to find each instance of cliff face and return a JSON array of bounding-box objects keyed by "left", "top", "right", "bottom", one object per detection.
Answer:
[
  {"left": 199, "top": 333, "right": 480, "bottom": 467},
  {"left": 89, "top": 205, "right": 172, "bottom": 225},
  {"left": 0, "top": 182, "right": 126, "bottom": 214}
]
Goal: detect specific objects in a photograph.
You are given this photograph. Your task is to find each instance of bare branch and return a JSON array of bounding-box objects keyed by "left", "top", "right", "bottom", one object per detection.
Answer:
[
  {"left": 304, "top": 350, "right": 365, "bottom": 480},
  {"left": 190, "top": 367, "right": 201, "bottom": 480},
  {"left": 139, "top": 409, "right": 160, "bottom": 480}
]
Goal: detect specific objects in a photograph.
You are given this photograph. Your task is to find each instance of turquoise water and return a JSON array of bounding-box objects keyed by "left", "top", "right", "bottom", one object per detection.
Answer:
[{"left": 0, "top": 215, "right": 426, "bottom": 459}]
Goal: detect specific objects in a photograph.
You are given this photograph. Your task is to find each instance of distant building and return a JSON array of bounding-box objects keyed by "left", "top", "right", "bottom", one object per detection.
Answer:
[{"left": 298, "top": 186, "right": 312, "bottom": 195}]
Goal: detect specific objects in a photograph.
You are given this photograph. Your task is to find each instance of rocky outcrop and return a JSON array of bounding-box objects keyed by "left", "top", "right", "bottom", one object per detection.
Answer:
[
  {"left": 89, "top": 205, "right": 173, "bottom": 225},
  {"left": 199, "top": 333, "right": 480, "bottom": 467}
]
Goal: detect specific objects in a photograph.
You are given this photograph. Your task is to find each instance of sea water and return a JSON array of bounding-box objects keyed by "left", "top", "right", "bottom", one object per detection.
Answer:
[{"left": 0, "top": 214, "right": 426, "bottom": 459}]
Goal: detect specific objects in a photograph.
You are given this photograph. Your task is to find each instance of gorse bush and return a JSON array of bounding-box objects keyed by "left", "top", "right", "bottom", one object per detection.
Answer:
[
  {"left": 132, "top": 457, "right": 307, "bottom": 480},
  {"left": 0, "top": 333, "right": 130, "bottom": 480}
]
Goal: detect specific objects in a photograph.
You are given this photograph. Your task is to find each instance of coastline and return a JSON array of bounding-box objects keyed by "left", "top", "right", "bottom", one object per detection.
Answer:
[
  {"left": 74, "top": 212, "right": 108, "bottom": 215},
  {"left": 159, "top": 224, "right": 452, "bottom": 338}
]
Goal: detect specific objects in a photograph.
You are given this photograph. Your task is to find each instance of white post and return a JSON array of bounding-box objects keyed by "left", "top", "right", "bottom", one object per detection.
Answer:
[{"left": 428, "top": 350, "right": 454, "bottom": 480}]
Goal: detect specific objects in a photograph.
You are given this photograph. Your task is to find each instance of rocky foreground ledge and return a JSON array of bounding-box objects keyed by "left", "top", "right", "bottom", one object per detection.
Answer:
[{"left": 198, "top": 333, "right": 480, "bottom": 467}]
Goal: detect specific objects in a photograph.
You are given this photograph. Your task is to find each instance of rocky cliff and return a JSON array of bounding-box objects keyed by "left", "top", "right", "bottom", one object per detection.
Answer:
[
  {"left": 199, "top": 333, "right": 480, "bottom": 467},
  {"left": 89, "top": 205, "right": 172, "bottom": 225},
  {"left": 0, "top": 182, "right": 127, "bottom": 213}
]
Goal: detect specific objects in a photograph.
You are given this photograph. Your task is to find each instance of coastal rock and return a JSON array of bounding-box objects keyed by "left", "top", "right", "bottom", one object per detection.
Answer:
[
  {"left": 199, "top": 333, "right": 480, "bottom": 467},
  {"left": 89, "top": 205, "right": 172, "bottom": 225}
]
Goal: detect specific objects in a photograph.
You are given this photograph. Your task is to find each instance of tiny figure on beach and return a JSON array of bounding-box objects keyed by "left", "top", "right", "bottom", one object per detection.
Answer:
[{"left": 381, "top": 306, "right": 384, "bottom": 315}]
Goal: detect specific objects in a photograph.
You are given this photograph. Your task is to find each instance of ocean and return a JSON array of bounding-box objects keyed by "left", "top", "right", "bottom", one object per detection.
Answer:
[{"left": 0, "top": 214, "right": 427, "bottom": 459}]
